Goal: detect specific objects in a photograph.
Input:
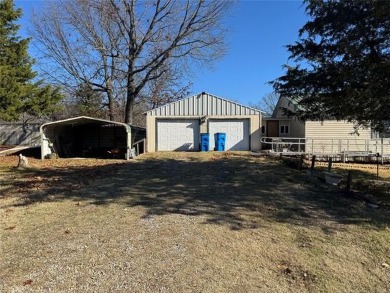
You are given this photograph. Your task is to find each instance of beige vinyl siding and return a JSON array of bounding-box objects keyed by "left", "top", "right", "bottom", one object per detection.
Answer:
[
  {"left": 305, "top": 120, "right": 371, "bottom": 139},
  {"left": 305, "top": 120, "right": 372, "bottom": 154}
]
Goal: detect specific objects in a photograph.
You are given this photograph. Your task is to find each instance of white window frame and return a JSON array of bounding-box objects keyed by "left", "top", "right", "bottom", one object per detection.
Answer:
[{"left": 280, "top": 125, "right": 289, "bottom": 134}]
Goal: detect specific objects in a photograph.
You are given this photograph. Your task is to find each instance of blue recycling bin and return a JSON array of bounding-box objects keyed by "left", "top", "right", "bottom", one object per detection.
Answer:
[
  {"left": 214, "top": 132, "right": 226, "bottom": 151},
  {"left": 200, "top": 133, "right": 210, "bottom": 151}
]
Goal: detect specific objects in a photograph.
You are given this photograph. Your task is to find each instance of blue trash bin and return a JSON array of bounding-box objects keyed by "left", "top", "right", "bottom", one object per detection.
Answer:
[
  {"left": 200, "top": 133, "right": 210, "bottom": 151},
  {"left": 214, "top": 132, "right": 226, "bottom": 151}
]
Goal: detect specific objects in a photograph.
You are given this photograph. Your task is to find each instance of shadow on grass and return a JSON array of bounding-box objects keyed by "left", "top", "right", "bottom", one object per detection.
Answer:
[{"left": 3, "top": 154, "right": 390, "bottom": 232}]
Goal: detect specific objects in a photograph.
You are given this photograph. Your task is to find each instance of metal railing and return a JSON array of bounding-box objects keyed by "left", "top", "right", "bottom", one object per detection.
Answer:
[{"left": 260, "top": 137, "right": 390, "bottom": 163}]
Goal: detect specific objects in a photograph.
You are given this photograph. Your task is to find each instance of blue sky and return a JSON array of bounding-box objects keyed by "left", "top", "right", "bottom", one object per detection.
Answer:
[
  {"left": 191, "top": 0, "right": 308, "bottom": 105},
  {"left": 15, "top": 0, "right": 308, "bottom": 107}
]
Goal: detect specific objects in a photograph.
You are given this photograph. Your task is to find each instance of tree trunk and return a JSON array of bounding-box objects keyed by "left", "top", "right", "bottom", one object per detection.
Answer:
[
  {"left": 107, "top": 88, "right": 115, "bottom": 121},
  {"left": 125, "top": 90, "right": 135, "bottom": 124},
  {"left": 31, "top": 0, "right": 231, "bottom": 124}
]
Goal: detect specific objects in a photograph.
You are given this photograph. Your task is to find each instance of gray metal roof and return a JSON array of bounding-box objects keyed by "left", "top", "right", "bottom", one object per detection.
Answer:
[
  {"left": 40, "top": 116, "right": 144, "bottom": 133},
  {"left": 146, "top": 92, "right": 262, "bottom": 117}
]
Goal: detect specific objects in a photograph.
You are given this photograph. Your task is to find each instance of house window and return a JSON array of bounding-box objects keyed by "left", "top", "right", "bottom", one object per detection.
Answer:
[
  {"left": 261, "top": 125, "right": 265, "bottom": 134},
  {"left": 280, "top": 125, "right": 289, "bottom": 134}
]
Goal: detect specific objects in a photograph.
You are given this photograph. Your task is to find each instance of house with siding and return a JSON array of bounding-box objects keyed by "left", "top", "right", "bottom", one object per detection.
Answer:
[
  {"left": 263, "top": 96, "right": 372, "bottom": 139},
  {"left": 262, "top": 96, "right": 375, "bottom": 154}
]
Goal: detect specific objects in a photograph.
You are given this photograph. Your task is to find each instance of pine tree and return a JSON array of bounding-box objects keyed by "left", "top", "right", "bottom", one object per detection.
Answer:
[
  {"left": 73, "top": 82, "right": 105, "bottom": 118},
  {"left": 272, "top": 0, "right": 390, "bottom": 131},
  {"left": 0, "top": 0, "right": 62, "bottom": 121}
]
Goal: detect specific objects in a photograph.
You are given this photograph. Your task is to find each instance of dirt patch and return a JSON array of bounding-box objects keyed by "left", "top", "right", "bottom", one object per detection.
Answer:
[{"left": 1, "top": 152, "right": 389, "bottom": 292}]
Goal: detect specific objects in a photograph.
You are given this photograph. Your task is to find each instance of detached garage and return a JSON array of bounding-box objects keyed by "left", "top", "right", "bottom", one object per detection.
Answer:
[
  {"left": 40, "top": 116, "right": 146, "bottom": 159},
  {"left": 146, "top": 92, "right": 262, "bottom": 152}
]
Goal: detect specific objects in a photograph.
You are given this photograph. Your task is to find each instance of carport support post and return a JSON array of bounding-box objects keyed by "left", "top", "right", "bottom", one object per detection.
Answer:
[{"left": 126, "top": 130, "right": 132, "bottom": 160}]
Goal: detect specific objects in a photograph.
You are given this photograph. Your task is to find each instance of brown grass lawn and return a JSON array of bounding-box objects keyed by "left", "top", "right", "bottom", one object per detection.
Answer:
[{"left": 1, "top": 152, "right": 389, "bottom": 292}]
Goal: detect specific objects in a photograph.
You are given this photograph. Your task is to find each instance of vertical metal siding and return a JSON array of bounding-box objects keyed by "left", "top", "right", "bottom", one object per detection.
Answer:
[{"left": 147, "top": 93, "right": 261, "bottom": 117}]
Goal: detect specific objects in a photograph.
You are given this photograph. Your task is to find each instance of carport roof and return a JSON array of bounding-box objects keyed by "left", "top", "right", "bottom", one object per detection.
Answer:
[{"left": 40, "top": 116, "right": 136, "bottom": 132}]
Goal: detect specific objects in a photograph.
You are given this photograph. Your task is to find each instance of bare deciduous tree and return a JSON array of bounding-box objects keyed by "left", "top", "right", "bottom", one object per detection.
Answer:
[
  {"left": 249, "top": 92, "right": 279, "bottom": 117},
  {"left": 143, "top": 61, "right": 192, "bottom": 109},
  {"left": 31, "top": 0, "right": 232, "bottom": 123}
]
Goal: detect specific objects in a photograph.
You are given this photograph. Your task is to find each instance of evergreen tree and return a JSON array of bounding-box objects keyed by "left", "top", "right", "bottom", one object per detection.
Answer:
[
  {"left": 73, "top": 82, "right": 105, "bottom": 118},
  {"left": 272, "top": 0, "right": 390, "bottom": 131},
  {"left": 0, "top": 0, "right": 62, "bottom": 121}
]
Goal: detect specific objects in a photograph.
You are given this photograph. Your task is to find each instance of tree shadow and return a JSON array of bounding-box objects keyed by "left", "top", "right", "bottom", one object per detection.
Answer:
[{"left": 2, "top": 154, "right": 389, "bottom": 232}]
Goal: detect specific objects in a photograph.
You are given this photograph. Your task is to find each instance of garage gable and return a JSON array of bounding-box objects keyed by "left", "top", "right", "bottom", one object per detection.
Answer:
[{"left": 146, "top": 92, "right": 261, "bottom": 117}]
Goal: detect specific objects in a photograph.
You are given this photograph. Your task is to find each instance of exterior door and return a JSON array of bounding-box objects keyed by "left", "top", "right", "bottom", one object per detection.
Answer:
[{"left": 266, "top": 121, "right": 279, "bottom": 137}]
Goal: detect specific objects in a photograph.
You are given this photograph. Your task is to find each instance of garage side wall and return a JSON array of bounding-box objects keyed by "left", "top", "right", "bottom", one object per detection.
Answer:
[
  {"left": 249, "top": 115, "right": 261, "bottom": 151},
  {"left": 146, "top": 115, "right": 156, "bottom": 152}
]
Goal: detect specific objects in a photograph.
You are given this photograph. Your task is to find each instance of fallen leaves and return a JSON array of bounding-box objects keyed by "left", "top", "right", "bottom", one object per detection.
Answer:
[
  {"left": 277, "top": 261, "right": 318, "bottom": 284},
  {"left": 23, "top": 279, "right": 33, "bottom": 286}
]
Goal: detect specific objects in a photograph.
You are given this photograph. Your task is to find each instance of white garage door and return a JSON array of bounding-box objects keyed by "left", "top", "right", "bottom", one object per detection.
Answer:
[
  {"left": 208, "top": 119, "right": 250, "bottom": 151},
  {"left": 157, "top": 119, "right": 199, "bottom": 151}
]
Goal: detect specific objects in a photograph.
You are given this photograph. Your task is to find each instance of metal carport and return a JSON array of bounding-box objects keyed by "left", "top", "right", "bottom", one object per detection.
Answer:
[{"left": 40, "top": 116, "right": 145, "bottom": 160}]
